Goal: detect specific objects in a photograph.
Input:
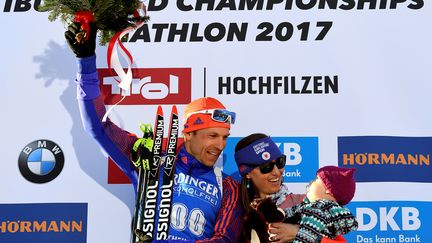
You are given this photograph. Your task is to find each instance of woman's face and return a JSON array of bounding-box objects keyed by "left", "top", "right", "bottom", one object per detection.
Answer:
[{"left": 247, "top": 161, "right": 284, "bottom": 199}]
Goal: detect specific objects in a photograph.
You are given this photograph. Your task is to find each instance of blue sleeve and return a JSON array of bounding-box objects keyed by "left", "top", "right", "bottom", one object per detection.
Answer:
[
  {"left": 152, "top": 240, "right": 195, "bottom": 243},
  {"left": 75, "top": 55, "right": 139, "bottom": 189},
  {"left": 198, "top": 177, "right": 243, "bottom": 243}
]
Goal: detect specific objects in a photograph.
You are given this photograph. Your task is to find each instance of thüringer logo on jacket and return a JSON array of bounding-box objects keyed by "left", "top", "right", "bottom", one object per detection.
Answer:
[
  {"left": 98, "top": 68, "right": 192, "bottom": 105},
  {"left": 18, "top": 140, "right": 64, "bottom": 183}
]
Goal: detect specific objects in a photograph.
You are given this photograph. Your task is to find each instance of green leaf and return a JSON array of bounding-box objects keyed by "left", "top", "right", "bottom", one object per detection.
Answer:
[{"left": 39, "top": 0, "right": 148, "bottom": 45}]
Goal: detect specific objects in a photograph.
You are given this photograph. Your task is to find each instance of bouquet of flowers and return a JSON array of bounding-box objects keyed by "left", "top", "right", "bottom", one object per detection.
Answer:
[{"left": 38, "top": 0, "right": 149, "bottom": 45}]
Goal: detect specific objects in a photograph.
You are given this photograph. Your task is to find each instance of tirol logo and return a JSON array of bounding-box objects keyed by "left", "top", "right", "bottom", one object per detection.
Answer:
[
  {"left": 18, "top": 140, "right": 64, "bottom": 183},
  {"left": 222, "top": 137, "right": 319, "bottom": 182},
  {"left": 0, "top": 203, "right": 87, "bottom": 243},
  {"left": 338, "top": 136, "right": 432, "bottom": 182},
  {"left": 98, "top": 68, "right": 192, "bottom": 105},
  {"left": 345, "top": 201, "right": 431, "bottom": 243}
]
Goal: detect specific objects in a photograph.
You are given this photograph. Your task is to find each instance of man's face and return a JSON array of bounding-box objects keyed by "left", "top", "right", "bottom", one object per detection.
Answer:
[{"left": 184, "top": 127, "right": 230, "bottom": 167}]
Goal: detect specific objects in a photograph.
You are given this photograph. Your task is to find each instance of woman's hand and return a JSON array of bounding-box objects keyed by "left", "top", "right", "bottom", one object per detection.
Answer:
[{"left": 268, "top": 222, "right": 299, "bottom": 243}]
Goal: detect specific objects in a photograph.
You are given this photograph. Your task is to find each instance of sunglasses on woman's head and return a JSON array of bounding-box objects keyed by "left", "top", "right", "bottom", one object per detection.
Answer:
[{"left": 258, "top": 155, "right": 287, "bottom": 174}]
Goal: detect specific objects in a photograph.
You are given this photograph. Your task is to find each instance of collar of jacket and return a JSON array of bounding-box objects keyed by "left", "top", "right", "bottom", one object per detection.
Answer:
[{"left": 176, "top": 144, "right": 215, "bottom": 175}]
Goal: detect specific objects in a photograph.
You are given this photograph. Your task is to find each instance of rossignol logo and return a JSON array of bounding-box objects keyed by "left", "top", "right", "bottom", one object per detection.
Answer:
[
  {"left": 156, "top": 180, "right": 173, "bottom": 240},
  {"left": 141, "top": 182, "right": 158, "bottom": 236},
  {"left": 18, "top": 140, "right": 64, "bottom": 183},
  {"left": 141, "top": 112, "right": 165, "bottom": 238},
  {"left": 156, "top": 111, "right": 179, "bottom": 240},
  {"left": 98, "top": 68, "right": 191, "bottom": 105},
  {"left": 338, "top": 136, "right": 432, "bottom": 183}
]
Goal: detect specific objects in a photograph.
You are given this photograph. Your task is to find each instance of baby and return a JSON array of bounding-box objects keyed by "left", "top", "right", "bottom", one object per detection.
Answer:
[{"left": 255, "top": 166, "right": 358, "bottom": 243}]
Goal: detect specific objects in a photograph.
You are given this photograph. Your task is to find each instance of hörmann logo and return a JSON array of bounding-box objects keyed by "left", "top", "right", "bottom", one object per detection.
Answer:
[
  {"left": 18, "top": 140, "right": 64, "bottom": 183},
  {"left": 338, "top": 136, "right": 432, "bottom": 183},
  {"left": 98, "top": 68, "right": 191, "bottom": 105},
  {"left": 0, "top": 203, "right": 87, "bottom": 243}
]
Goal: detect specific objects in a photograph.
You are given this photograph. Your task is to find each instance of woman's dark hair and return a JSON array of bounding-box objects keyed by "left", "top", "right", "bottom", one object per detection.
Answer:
[
  {"left": 235, "top": 133, "right": 269, "bottom": 214},
  {"left": 235, "top": 133, "right": 268, "bottom": 152}
]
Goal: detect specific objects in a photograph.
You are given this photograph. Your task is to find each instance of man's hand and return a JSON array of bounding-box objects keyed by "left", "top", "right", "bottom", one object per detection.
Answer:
[
  {"left": 64, "top": 22, "right": 97, "bottom": 57},
  {"left": 134, "top": 228, "right": 153, "bottom": 243},
  {"left": 131, "top": 124, "right": 154, "bottom": 169}
]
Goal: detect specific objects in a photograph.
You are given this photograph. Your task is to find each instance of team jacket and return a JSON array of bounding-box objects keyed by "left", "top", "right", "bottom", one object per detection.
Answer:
[{"left": 75, "top": 55, "right": 242, "bottom": 242}]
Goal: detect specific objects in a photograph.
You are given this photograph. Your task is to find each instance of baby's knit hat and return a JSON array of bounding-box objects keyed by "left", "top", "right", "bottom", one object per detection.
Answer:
[{"left": 317, "top": 166, "right": 356, "bottom": 205}]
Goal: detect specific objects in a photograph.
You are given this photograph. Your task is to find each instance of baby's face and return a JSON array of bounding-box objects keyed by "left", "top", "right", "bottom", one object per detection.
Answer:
[{"left": 306, "top": 176, "right": 331, "bottom": 202}]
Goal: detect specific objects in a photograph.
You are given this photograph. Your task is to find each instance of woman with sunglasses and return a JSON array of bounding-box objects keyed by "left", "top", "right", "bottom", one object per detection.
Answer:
[
  {"left": 234, "top": 133, "right": 304, "bottom": 242},
  {"left": 235, "top": 133, "right": 350, "bottom": 243}
]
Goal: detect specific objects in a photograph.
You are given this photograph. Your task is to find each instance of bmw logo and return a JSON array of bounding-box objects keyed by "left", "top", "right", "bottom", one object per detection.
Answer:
[{"left": 18, "top": 140, "right": 64, "bottom": 183}]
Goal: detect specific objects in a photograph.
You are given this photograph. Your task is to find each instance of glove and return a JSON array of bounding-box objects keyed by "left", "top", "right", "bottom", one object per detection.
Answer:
[
  {"left": 64, "top": 22, "right": 97, "bottom": 58},
  {"left": 134, "top": 228, "right": 153, "bottom": 243},
  {"left": 131, "top": 124, "right": 154, "bottom": 169}
]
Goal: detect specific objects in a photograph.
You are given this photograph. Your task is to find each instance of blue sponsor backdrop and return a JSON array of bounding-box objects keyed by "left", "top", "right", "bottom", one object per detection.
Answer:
[
  {"left": 222, "top": 136, "right": 319, "bottom": 182},
  {"left": 346, "top": 201, "right": 431, "bottom": 243},
  {"left": 338, "top": 136, "right": 432, "bottom": 182},
  {"left": 0, "top": 203, "right": 87, "bottom": 243}
]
